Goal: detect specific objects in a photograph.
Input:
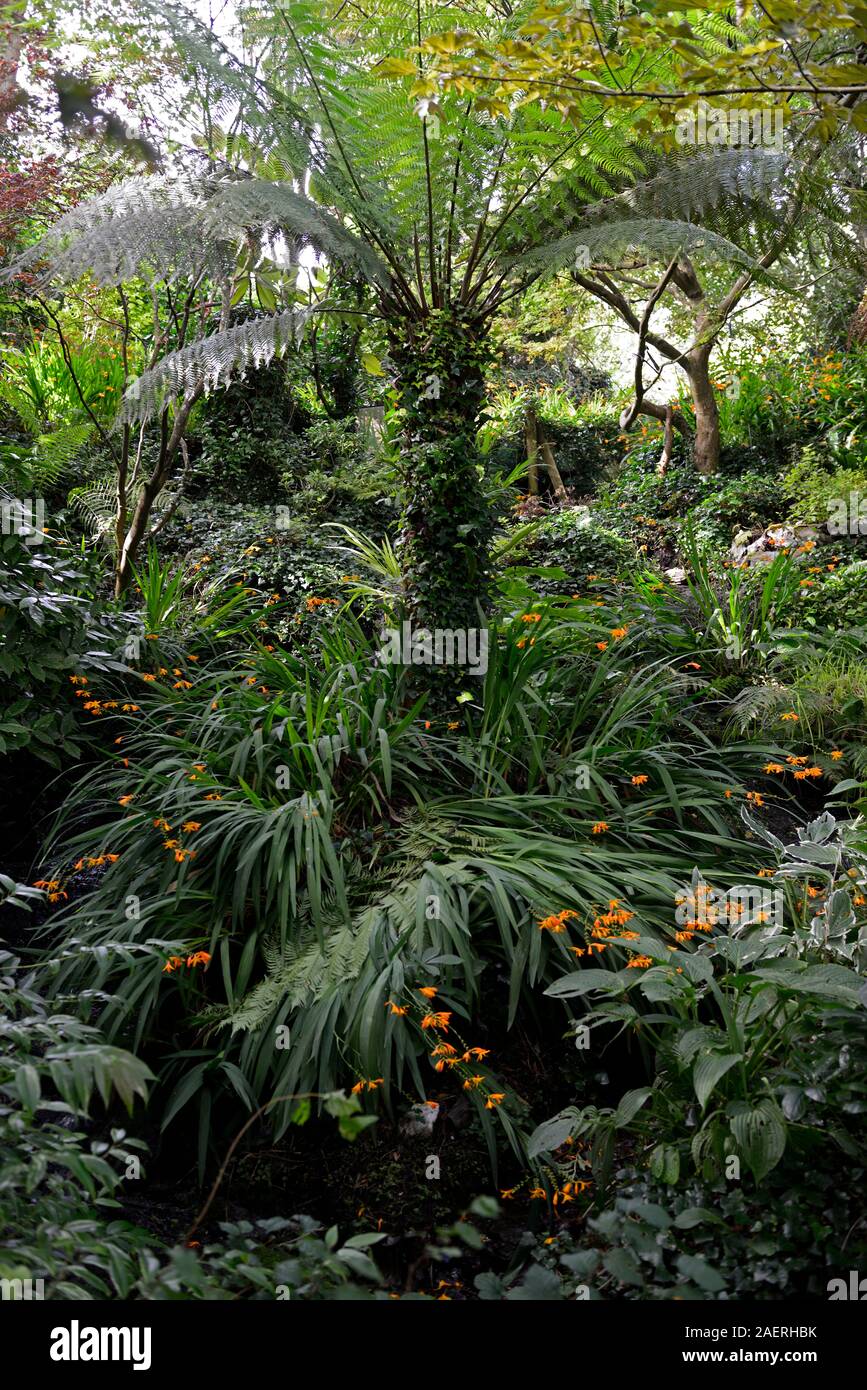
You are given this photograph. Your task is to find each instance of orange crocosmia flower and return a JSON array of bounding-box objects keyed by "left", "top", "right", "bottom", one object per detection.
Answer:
[
  {"left": 521, "top": 613, "right": 542, "bottom": 624},
  {"left": 153, "top": 818, "right": 170, "bottom": 830},
  {"left": 610, "top": 626, "right": 629, "bottom": 641},
  {"left": 463, "top": 1047, "right": 490, "bottom": 1060},
  {"left": 591, "top": 821, "right": 609, "bottom": 834},
  {"left": 186, "top": 951, "right": 211, "bottom": 968},
  {"left": 350, "top": 1080, "right": 365, "bottom": 1095},
  {"left": 366, "top": 1078, "right": 384, "bottom": 1091},
  {"left": 69, "top": 675, "right": 88, "bottom": 686},
  {"left": 500, "top": 1188, "right": 517, "bottom": 1200},
  {"left": 786, "top": 756, "right": 809, "bottom": 766},
  {"left": 118, "top": 794, "right": 134, "bottom": 807},
  {"left": 163, "top": 839, "right": 180, "bottom": 850},
  {"left": 141, "top": 673, "right": 157, "bottom": 682},
  {"left": 626, "top": 955, "right": 653, "bottom": 969},
  {"left": 595, "top": 641, "right": 608, "bottom": 651},
  {"left": 538, "top": 914, "right": 567, "bottom": 932},
  {"left": 830, "top": 750, "right": 843, "bottom": 760},
  {"left": 462, "top": 1075, "right": 486, "bottom": 1090},
  {"left": 763, "top": 763, "right": 785, "bottom": 773},
  {"left": 421, "top": 1011, "right": 452, "bottom": 1031},
  {"left": 485, "top": 1093, "right": 506, "bottom": 1109},
  {"left": 162, "top": 955, "right": 185, "bottom": 974},
  {"left": 181, "top": 821, "right": 202, "bottom": 832},
  {"left": 746, "top": 791, "right": 765, "bottom": 806},
  {"left": 631, "top": 774, "right": 649, "bottom": 785},
  {"left": 385, "top": 1001, "right": 408, "bottom": 1016},
  {"left": 431, "top": 1042, "right": 457, "bottom": 1057},
  {"left": 682, "top": 662, "right": 702, "bottom": 670},
  {"left": 174, "top": 848, "right": 195, "bottom": 864},
  {"left": 417, "top": 986, "right": 438, "bottom": 998},
  {"left": 780, "top": 711, "right": 799, "bottom": 722}
]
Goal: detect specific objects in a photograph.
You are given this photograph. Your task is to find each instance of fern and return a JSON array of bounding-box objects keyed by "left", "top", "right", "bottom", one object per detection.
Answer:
[
  {"left": 68, "top": 480, "right": 116, "bottom": 544},
  {"left": 118, "top": 307, "right": 315, "bottom": 425}
]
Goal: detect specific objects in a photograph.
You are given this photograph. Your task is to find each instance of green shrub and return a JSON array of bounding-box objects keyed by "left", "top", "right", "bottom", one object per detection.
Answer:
[
  {"left": 536, "top": 820, "right": 867, "bottom": 1190},
  {"left": 689, "top": 470, "right": 786, "bottom": 551},
  {"left": 0, "top": 520, "right": 135, "bottom": 765},
  {"left": 487, "top": 1162, "right": 866, "bottom": 1300},
  {"left": 504, "top": 508, "right": 639, "bottom": 588},
  {"left": 188, "top": 359, "right": 312, "bottom": 503},
  {"left": 796, "top": 560, "right": 867, "bottom": 632},
  {"left": 0, "top": 921, "right": 153, "bottom": 1299},
  {"left": 784, "top": 445, "right": 867, "bottom": 526},
  {"left": 278, "top": 417, "right": 399, "bottom": 528}
]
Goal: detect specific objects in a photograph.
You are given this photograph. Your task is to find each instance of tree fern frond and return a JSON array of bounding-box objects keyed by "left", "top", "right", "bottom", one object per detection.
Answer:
[
  {"left": 118, "top": 307, "right": 316, "bottom": 424},
  {"left": 516, "top": 217, "right": 771, "bottom": 279},
  {"left": 67, "top": 480, "right": 116, "bottom": 545}
]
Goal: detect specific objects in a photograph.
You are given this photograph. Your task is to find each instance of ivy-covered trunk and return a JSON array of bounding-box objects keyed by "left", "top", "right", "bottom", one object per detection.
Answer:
[{"left": 389, "top": 309, "right": 493, "bottom": 632}]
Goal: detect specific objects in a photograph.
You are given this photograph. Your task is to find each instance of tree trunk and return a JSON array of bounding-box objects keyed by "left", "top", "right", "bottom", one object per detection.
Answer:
[
  {"left": 390, "top": 309, "right": 493, "bottom": 634},
  {"left": 525, "top": 413, "right": 539, "bottom": 495},
  {"left": 536, "top": 422, "right": 568, "bottom": 500},
  {"left": 684, "top": 345, "right": 721, "bottom": 475},
  {"left": 0, "top": 3, "right": 27, "bottom": 135},
  {"left": 113, "top": 391, "right": 201, "bottom": 596}
]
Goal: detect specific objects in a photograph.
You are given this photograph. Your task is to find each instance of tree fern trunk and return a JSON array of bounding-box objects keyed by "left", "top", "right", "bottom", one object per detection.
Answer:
[{"left": 390, "top": 309, "right": 493, "bottom": 634}]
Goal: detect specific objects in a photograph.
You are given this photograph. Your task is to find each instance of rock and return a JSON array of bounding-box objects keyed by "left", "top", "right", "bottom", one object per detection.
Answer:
[
  {"left": 664, "top": 566, "right": 688, "bottom": 584},
  {"left": 730, "top": 521, "right": 822, "bottom": 567},
  {"left": 398, "top": 1101, "right": 440, "bottom": 1138}
]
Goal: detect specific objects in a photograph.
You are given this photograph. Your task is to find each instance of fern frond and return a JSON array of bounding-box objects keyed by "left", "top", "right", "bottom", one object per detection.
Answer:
[
  {"left": 118, "top": 308, "right": 315, "bottom": 424},
  {"left": 67, "top": 480, "right": 116, "bottom": 545}
]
